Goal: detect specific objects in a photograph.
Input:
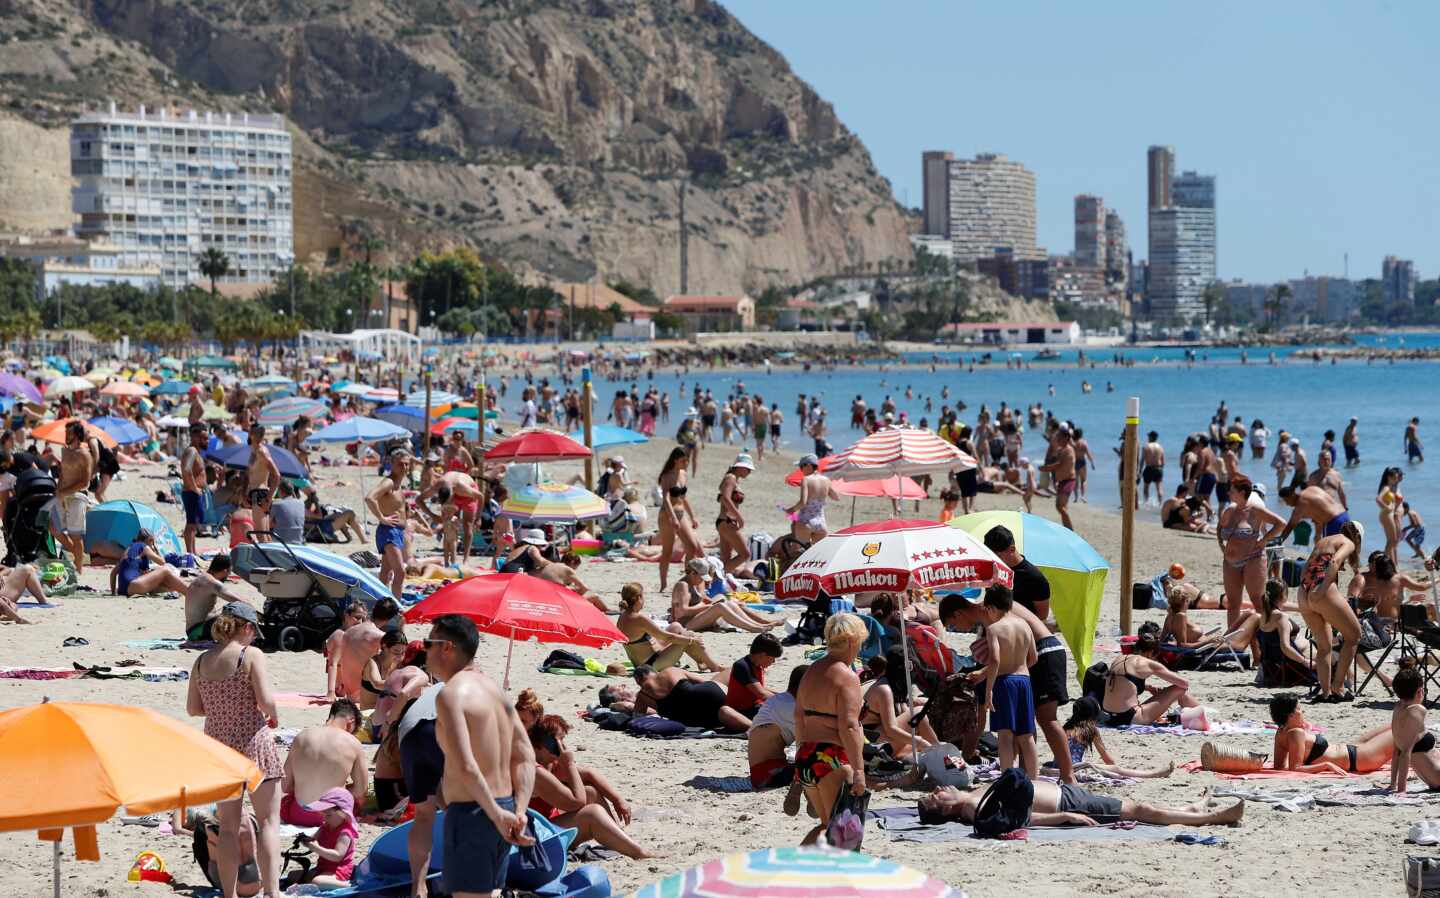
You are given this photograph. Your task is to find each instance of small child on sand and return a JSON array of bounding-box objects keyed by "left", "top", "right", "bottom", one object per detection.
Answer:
[{"left": 973, "top": 585, "right": 1038, "bottom": 778}]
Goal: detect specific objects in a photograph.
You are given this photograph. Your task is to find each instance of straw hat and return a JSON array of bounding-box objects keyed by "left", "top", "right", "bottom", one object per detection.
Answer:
[{"left": 1200, "top": 740, "right": 1266, "bottom": 773}]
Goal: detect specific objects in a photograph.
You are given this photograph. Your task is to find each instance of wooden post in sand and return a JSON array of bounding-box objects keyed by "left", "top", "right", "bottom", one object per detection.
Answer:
[
  {"left": 581, "top": 366, "right": 595, "bottom": 490},
  {"left": 1120, "top": 396, "right": 1140, "bottom": 636},
  {"left": 422, "top": 370, "right": 433, "bottom": 459}
]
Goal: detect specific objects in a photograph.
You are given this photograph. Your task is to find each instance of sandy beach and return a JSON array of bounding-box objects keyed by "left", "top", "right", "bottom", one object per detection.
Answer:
[{"left": 0, "top": 414, "right": 1426, "bottom": 898}]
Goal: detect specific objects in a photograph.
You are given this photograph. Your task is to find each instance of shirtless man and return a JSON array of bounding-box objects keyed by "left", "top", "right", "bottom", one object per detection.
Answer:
[
  {"left": 786, "top": 454, "right": 840, "bottom": 543},
  {"left": 279, "top": 699, "right": 368, "bottom": 827},
  {"left": 180, "top": 425, "right": 209, "bottom": 555},
  {"left": 1306, "top": 449, "right": 1348, "bottom": 508},
  {"left": 0, "top": 563, "right": 49, "bottom": 624},
  {"left": 940, "top": 591, "right": 1073, "bottom": 783},
  {"left": 1342, "top": 417, "right": 1360, "bottom": 467},
  {"left": 918, "top": 780, "right": 1243, "bottom": 829},
  {"left": 1040, "top": 429, "right": 1076, "bottom": 531},
  {"left": 971, "top": 586, "right": 1038, "bottom": 778},
  {"left": 51, "top": 421, "right": 94, "bottom": 567},
  {"left": 245, "top": 425, "right": 281, "bottom": 539},
  {"left": 1277, "top": 482, "right": 1350, "bottom": 543},
  {"left": 184, "top": 554, "right": 246, "bottom": 642},
  {"left": 431, "top": 614, "right": 536, "bottom": 898},
  {"left": 187, "top": 387, "right": 206, "bottom": 427},
  {"left": 1140, "top": 431, "right": 1165, "bottom": 505},
  {"left": 367, "top": 450, "right": 412, "bottom": 599},
  {"left": 419, "top": 470, "right": 484, "bottom": 567},
  {"left": 325, "top": 602, "right": 385, "bottom": 703},
  {"left": 534, "top": 552, "right": 607, "bottom": 612}
]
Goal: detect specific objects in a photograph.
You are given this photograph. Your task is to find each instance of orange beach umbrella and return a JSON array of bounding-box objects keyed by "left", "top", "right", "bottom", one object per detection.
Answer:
[
  {"left": 31, "top": 418, "right": 118, "bottom": 450},
  {"left": 0, "top": 702, "right": 262, "bottom": 895}
]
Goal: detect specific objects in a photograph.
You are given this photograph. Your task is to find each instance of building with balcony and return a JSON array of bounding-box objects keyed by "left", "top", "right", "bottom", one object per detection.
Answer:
[{"left": 0, "top": 235, "right": 160, "bottom": 297}]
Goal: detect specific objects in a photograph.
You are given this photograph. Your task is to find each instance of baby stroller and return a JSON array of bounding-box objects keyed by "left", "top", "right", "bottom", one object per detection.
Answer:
[
  {"left": 238, "top": 531, "right": 358, "bottom": 653},
  {"left": 5, "top": 467, "right": 56, "bottom": 565}
]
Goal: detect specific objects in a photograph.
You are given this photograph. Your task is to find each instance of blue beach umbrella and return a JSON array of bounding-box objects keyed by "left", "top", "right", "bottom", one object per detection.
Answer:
[
  {"left": 87, "top": 416, "right": 147, "bottom": 445},
  {"left": 567, "top": 424, "right": 649, "bottom": 449},
  {"left": 375, "top": 404, "right": 429, "bottom": 433},
  {"left": 205, "top": 442, "right": 308, "bottom": 480},
  {"left": 306, "top": 417, "right": 410, "bottom": 444},
  {"left": 151, "top": 380, "right": 193, "bottom": 396},
  {"left": 85, "top": 500, "right": 184, "bottom": 557}
]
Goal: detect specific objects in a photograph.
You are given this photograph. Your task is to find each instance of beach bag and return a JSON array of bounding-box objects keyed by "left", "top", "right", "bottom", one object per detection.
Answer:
[
  {"left": 824, "top": 787, "right": 870, "bottom": 851},
  {"left": 923, "top": 672, "right": 980, "bottom": 747},
  {"left": 627, "top": 715, "right": 686, "bottom": 738},
  {"left": 1200, "top": 740, "right": 1266, "bottom": 773},
  {"left": 507, "top": 812, "right": 574, "bottom": 892},
  {"left": 1357, "top": 612, "right": 1389, "bottom": 653},
  {"left": 904, "top": 622, "right": 957, "bottom": 696},
  {"left": 973, "top": 768, "right": 1033, "bottom": 838},
  {"left": 1081, "top": 661, "right": 1109, "bottom": 701},
  {"left": 1405, "top": 855, "right": 1440, "bottom": 898},
  {"left": 748, "top": 532, "right": 774, "bottom": 568},
  {"left": 783, "top": 591, "right": 834, "bottom": 646}
]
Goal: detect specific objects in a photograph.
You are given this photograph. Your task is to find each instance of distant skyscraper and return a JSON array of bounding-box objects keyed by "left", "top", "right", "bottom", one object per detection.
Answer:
[
  {"left": 1147, "top": 145, "right": 1174, "bottom": 211},
  {"left": 1382, "top": 256, "right": 1417, "bottom": 307},
  {"left": 946, "top": 153, "right": 1041, "bottom": 263},
  {"left": 1104, "top": 210, "right": 1128, "bottom": 285},
  {"left": 922, "top": 151, "right": 954, "bottom": 237},
  {"left": 1171, "top": 171, "right": 1216, "bottom": 211},
  {"left": 1073, "top": 195, "right": 1105, "bottom": 269}
]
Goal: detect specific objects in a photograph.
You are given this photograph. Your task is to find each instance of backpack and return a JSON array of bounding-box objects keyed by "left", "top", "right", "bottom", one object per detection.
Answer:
[
  {"left": 919, "top": 672, "right": 980, "bottom": 747},
  {"left": 627, "top": 715, "right": 687, "bottom": 738},
  {"left": 783, "top": 590, "right": 834, "bottom": 646},
  {"left": 972, "top": 768, "right": 1034, "bottom": 838},
  {"left": 903, "top": 621, "right": 957, "bottom": 696},
  {"left": 1081, "top": 661, "right": 1109, "bottom": 701},
  {"left": 541, "top": 649, "right": 587, "bottom": 672}
]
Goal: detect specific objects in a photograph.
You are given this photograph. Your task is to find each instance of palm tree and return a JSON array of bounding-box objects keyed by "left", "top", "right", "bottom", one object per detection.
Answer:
[
  {"left": 1201, "top": 282, "right": 1224, "bottom": 329},
  {"left": 1264, "top": 284, "right": 1293, "bottom": 330},
  {"left": 197, "top": 247, "right": 230, "bottom": 299}
]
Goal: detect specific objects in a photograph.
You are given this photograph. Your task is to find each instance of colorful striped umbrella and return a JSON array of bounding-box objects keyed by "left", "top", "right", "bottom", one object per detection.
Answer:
[
  {"left": 362, "top": 387, "right": 400, "bottom": 404},
  {"left": 949, "top": 510, "right": 1110, "bottom": 681},
  {"left": 430, "top": 416, "right": 480, "bottom": 438},
  {"left": 629, "top": 846, "right": 967, "bottom": 898},
  {"left": 257, "top": 396, "right": 326, "bottom": 427},
  {"left": 400, "top": 389, "right": 462, "bottom": 407},
  {"left": 336, "top": 382, "right": 375, "bottom": 396},
  {"left": 501, "top": 481, "right": 608, "bottom": 523},
  {"left": 827, "top": 427, "right": 976, "bottom": 481}
]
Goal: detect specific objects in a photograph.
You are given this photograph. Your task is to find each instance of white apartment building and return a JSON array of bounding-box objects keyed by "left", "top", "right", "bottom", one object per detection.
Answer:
[
  {"left": 70, "top": 103, "right": 293, "bottom": 290},
  {"left": 1148, "top": 205, "right": 1216, "bottom": 321},
  {"left": 945, "top": 153, "right": 1041, "bottom": 264}
]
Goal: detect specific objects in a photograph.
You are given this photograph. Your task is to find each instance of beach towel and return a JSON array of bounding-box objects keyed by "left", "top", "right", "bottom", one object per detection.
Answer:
[
  {"left": 15, "top": 600, "right": 60, "bottom": 608},
  {"left": 122, "top": 637, "right": 214, "bottom": 651},
  {"left": 1212, "top": 784, "right": 1440, "bottom": 813},
  {"left": 683, "top": 775, "right": 757, "bottom": 794},
  {"left": 273, "top": 692, "right": 333, "bottom": 708},
  {"left": 1106, "top": 719, "right": 1287, "bottom": 737},
  {"left": 872, "top": 806, "right": 1176, "bottom": 844},
  {"left": 0, "top": 667, "right": 82, "bottom": 680}
]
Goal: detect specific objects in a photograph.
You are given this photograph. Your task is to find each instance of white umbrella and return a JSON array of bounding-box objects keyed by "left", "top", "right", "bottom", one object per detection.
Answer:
[{"left": 45, "top": 376, "right": 97, "bottom": 397}]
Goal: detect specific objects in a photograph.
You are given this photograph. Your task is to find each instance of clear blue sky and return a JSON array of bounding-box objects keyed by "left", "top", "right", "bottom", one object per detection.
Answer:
[{"left": 722, "top": 1, "right": 1437, "bottom": 284}]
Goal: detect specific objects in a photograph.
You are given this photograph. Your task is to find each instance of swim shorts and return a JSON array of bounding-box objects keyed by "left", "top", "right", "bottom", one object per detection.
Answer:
[
  {"left": 1056, "top": 478, "right": 1077, "bottom": 498},
  {"left": 400, "top": 719, "right": 444, "bottom": 804},
  {"left": 795, "top": 741, "right": 849, "bottom": 787},
  {"left": 1142, "top": 465, "right": 1163, "bottom": 485},
  {"left": 1321, "top": 511, "right": 1351, "bottom": 537},
  {"left": 452, "top": 495, "right": 479, "bottom": 516},
  {"left": 186, "top": 616, "right": 217, "bottom": 643},
  {"left": 375, "top": 523, "right": 406, "bottom": 554},
  {"left": 1057, "top": 783, "right": 1123, "bottom": 821},
  {"left": 987, "top": 673, "right": 1036, "bottom": 736},
  {"left": 1029, "top": 636, "right": 1070, "bottom": 707},
  {"left": 181, "top": 490, "right": 205, "bottom": 526},
  {"left": 1196, "top": 473, "right": 1217, "bottom": 500},
  {"left": 442, "top": 798, "right": 513, "bottom": 895},
  {"left": 49, "top": 494, "right": 90, "bottom": 535}
]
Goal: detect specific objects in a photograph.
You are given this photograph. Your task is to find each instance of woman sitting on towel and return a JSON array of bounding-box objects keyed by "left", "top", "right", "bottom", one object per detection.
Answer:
[
  {"left": 670, "top": 558, "right": 782, "bottom": 633},
  {"left": 109, "top": 528, "right": 190, "bottom": 597},
  {"left": 527, "top": 714, "right": 652, "bottom": 859},
  {"left": 859, "top": 649, "right": 937, "bottom": 761},
  {"left": 1390, "top": 664, "right": 1440, "bottom": 793},
  {"left": 1099, "top": 632, "right": 1200, "bottom": 727},
  {"left": 616, "top": 582, "right": 722, "bottom": 672},
  {"left": 1270, "top": 693, "right": 1395, "bottom": 774}
]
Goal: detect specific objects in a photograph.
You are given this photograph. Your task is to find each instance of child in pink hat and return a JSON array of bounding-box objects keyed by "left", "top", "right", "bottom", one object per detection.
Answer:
[{"left": 295, "top": 787, "right": 357, "bottom": 888}]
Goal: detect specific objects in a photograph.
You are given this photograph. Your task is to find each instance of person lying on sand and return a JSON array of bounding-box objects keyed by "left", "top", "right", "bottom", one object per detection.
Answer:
[
  {"left": 918, "top": 780, "right": 1243, "bottom": 828},
  {"left": 1270, "top": 693, "right": 1395, "bottom": 774},
  {"left": 601, "top": 665, "right": 750, "bottom": 733}
]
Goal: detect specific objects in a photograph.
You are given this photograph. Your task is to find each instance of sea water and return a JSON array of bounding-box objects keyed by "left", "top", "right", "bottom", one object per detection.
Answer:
[{"left": 569, "top": 336, "right": 1440, "bottom": 555}]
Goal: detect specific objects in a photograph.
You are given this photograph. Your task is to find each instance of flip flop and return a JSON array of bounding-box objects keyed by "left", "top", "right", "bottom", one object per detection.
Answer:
[{"left": 62, "top": 637, "right": 89, "bottom": 647}]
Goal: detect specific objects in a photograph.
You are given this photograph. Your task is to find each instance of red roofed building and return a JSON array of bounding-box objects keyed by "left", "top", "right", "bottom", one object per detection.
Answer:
[{"left": 661, "top": 294, "right": 755, "bottom": 332}]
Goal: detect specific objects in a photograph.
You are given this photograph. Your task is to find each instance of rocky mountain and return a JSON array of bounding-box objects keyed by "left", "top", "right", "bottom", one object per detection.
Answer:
[{"left": 0, "top": 0, "right": 915, "bottom": 294}]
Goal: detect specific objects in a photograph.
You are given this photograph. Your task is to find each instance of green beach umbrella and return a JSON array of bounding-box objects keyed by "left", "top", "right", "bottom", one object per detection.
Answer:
[{"left": 949, "top": 510, "right": 1109, "bottom": 681}]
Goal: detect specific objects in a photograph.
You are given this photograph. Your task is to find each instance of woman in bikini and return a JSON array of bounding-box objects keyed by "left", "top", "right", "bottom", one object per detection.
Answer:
[
  {"left": 859, "top": 649, "right": 937, "bottom": 762},
  {"left": 441, "top": 430, "right": 474, "bottom": 475},
  {"left": 1252, "top": 578, "right": 1313, "bottom": 687},
  {"left": 1216, "top": 476, "right": 1286, "bottom": 630},
  {"left": 794, "top": 613, "right": 868, "bottom": 846},
  {"left": 631, "top": 664, "right": 750, "bottom": 733},
  {"left": 1378, "top": 467, "right": 1404, "bottom": 566},
  {"left": 1299, "top": 520, "right": 1364, "bottom": 702},
  {"left": 616, "top": 582, "right": 722, "bottom": 672},
  {"left": 670, "top": 558, "right": 781, "bottom": 633},
  {"left": 1270, "top": 693, "right": 1394, "bottom": 773},
  {"left": 1099, "top": 632, "right": 1200, "bottom": 727},
  {"left": 715, "top": 454, "right": 754, "bottom": 575},
  {"left": 657, "top": 448, "right": 701, "bottom": 592},
  {"left": 1390, "top": 665, "right": 1440, "bottom": 792}
]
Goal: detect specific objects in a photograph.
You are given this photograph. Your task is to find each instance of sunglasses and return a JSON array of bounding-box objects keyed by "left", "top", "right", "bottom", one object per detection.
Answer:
[{"left": 422, "top": 638, "right": 454, "bottom": 649}]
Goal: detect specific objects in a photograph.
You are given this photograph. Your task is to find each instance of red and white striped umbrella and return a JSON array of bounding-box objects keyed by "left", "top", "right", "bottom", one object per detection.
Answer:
[
  {"left": 826, "top": 427, "right": 976, "bottom": 481},
  {"left": 776, "top": 518, "right": 1012, "bottom": 600}
]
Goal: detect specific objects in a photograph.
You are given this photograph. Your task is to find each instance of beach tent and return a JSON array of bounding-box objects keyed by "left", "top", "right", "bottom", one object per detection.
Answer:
[
  {"left": 949, "top": 510, "right": 1109, "bottom": 680},
  {"left": 0, "top": 702, "right": 261, "bottom": 898},
  {"left": 85, "top": 500, "right": 184, "bottom": 557}
]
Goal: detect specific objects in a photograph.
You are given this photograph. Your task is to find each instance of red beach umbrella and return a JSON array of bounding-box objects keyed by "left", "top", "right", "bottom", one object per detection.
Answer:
[
  {"left": 404, "top": 572, "right": 625, "bottom": 686},
  {"left": 483, "top": 428, "right": 593, "bottom": 464}
]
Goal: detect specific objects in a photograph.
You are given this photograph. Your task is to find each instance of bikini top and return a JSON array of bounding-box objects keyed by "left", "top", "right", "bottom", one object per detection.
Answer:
[
  {"left": 1108, "top": 657, "right": 1147, "bottom": 693},
  {"left": 668, "top": 484, "right": 688, "bottom": 498},
  {"left": 719, "top": 485, "right": 745, "bottom": 506}
]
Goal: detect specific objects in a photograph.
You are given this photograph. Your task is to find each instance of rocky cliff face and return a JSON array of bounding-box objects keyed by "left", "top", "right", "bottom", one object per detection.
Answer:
[{"left": 0, "top": 0, "right": 914, "bottom": 293}]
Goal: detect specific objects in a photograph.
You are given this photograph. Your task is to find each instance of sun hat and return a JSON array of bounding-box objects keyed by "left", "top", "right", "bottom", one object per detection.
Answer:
[
  {"left": 797, "top": 453, "right": 819, "bottom": 469},
  {"left": 520, "top": 528, "right": 549, "bottom": 546},
  {"left": 686, "top": 558, "right": 710, "bottom": 576},
  {"left": 222, "top": 601, "right": 260, "bottom": 625},
  {"left": 303, "top": 787, "right": 356, "bottom": 822},
  {"left": 731, "top": 453, "right": 755, "bottom": 471}
]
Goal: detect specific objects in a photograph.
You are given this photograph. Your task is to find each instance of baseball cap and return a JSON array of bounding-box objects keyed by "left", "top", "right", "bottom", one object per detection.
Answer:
[
  {"left": 303, "top": 787, "right": 355, "bottom": 821},
  {"left": 1226, "top": 433, "right": 1243, "bottom": 443},
  {"left": 520, "top": 528, "right": 548, "bottom": 546},
  {"left": 797, "top": 453, "right": 819, "bottom": 468},
  {"left": 222, "top": 601, "right": 259, "bottom": 625},
  {"left": 611, "top": 455, "right": 624, "bottom": 466}
]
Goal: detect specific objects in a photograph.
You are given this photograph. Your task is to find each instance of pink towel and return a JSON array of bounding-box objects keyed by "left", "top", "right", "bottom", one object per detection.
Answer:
[{"left": 273, "top": 692, "right": 333, "bottom": 708}]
